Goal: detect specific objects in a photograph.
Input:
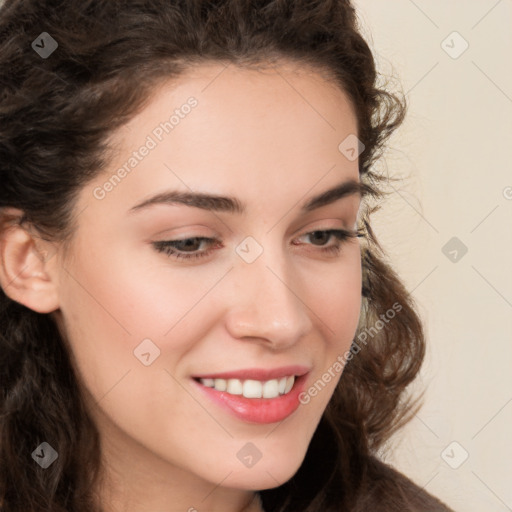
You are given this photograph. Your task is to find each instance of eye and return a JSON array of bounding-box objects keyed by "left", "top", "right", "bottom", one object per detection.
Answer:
[
  {"left": 292, "top": 229, "right": 363, "bottom": 257},
  {"left": 152, "top": 229, "right": 363, "bottom": 261},
  {"left": 152, "top": 237, "right": 220, "bottom": 260}
]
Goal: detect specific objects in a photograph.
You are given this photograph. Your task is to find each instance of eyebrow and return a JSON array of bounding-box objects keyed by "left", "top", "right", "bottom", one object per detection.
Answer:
[{"left": 128, "top": 178, "right": 371, "bottom": 215}]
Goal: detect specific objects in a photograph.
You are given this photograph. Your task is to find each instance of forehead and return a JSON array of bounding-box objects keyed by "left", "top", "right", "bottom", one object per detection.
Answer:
[
  {"left": 108, "top": 59, "right": 358, "bottom": 156},
  {"left": 81, "top": 61, "right": 360, "bottom": 222}
]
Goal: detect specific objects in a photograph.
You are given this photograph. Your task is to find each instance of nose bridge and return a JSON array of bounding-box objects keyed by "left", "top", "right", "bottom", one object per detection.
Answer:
[{"left": 224, "top": 244, "right": 313, "bottom": 347}]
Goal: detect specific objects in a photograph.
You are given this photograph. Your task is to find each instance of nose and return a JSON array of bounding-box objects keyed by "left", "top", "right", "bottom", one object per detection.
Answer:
[{"left": 224, "top": 250, "right": 314, "bottom": 350}]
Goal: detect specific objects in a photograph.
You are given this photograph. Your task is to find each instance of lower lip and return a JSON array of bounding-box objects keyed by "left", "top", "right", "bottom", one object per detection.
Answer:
[{"left": 191, "top": 374, "right": 308, "bottom": 424}]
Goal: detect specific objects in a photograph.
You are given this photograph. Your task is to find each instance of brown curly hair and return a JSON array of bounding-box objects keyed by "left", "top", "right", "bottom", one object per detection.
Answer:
[{"left": 0, "top": 0, "right": 453, "bottom": 510}]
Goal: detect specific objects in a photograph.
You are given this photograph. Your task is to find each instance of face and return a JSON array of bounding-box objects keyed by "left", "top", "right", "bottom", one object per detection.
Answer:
[{"left": 51, "top": 61, "right": 363, "bottom": 498}]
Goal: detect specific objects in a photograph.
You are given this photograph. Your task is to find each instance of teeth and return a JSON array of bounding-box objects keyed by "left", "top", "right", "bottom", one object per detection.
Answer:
[
  {"left": 284, "top": 375, "right": 294, "bottom": 394},
  {"left": 262, "top": 379, "right": 279, "bottom": 399},
  {"left": 199, "top": 375, "right": 296, "bottom": 398},
  {"left": 243, "top": 379, "right": 262, "bottom": 398},
  {"left": 213, "top": 378, "right": 226, "bottom": 391},
  {"left": 226, "top": 379, "right": 243, "bottom": 395}
]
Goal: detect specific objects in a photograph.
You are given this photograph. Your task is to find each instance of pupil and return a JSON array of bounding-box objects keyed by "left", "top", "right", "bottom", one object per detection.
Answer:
[
  {"left": 180, "top": 238, "right": 200, "bottom": 251},
  {"left": 312, "top": 231, "right": 327, "bottom": 244}
]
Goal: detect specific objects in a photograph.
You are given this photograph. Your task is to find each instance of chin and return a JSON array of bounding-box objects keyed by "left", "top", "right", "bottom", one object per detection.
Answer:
[{"left": 214, "top": 448, "right": 307, "bottom": 491}]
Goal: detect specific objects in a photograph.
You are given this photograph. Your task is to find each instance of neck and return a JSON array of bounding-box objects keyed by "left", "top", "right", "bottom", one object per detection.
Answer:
[{"left": 241, "top": 492, "right": 264, "bottom": 512}]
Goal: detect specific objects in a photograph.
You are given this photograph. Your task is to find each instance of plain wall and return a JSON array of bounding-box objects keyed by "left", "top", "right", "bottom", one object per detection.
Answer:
[{"left": 351, "top": 1, "right": 512, "bottom": 511}]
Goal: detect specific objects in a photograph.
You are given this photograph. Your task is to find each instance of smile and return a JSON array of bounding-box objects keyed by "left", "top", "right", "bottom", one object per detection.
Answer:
[
  {"left": 191, "top": 370, "right": 310, "bottom": 424},
  {"left": 197, "top": 375, "right": 295, "bottom": 399}
]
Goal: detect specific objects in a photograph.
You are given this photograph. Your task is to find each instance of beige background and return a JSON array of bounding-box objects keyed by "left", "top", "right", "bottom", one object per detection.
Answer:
[{"left": 352, "top": 1, "right": 512, "bottom": 510}]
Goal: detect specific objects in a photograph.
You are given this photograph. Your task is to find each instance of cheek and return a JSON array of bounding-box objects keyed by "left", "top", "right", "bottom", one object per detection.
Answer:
[
  {"left": 296, "top": 251, "right": 362, "bottom": 408},
  {"left": 306, "top": 248, "right": 362, "bottom": 347},
  {"left": 57, "top": 249, "right": 189, "bottom": 396},
  {"left": 56, "top": 250, "right": 212, "bottom": 445}
]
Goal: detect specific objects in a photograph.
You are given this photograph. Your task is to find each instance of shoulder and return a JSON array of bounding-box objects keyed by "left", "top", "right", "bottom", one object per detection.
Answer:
[{"left": 353, "top": 455, "right": 455, "bottom": 512}]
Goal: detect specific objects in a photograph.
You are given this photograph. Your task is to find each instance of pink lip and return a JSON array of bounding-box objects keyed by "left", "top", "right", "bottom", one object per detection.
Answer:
[
  {"left": 191, "top": 372, "right": 309, "bottom": 424},
  {"left": 191, "top": 365, "right": 310, "bottom": 381}
]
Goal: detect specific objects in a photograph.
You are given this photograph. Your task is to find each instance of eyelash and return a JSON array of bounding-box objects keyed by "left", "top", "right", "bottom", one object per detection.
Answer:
[{"left": 152, "top": 228, "right": 364, "bottom": 261}]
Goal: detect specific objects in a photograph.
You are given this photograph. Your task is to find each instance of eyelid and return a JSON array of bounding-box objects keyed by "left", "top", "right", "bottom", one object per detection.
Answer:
[
  {"left": 149, "top": 224, "right": 217, "bottom": 238},
  {"left": 151, "top": 220, "right": 353, "bottom": 245},
  {"left": 151, "top": 225, "right": 363, "bottom": 262}
]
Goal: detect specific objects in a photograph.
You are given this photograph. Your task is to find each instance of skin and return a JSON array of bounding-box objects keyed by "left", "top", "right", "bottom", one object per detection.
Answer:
[{"left": 0, "top": 61, "right": 363, "bottom": 512}]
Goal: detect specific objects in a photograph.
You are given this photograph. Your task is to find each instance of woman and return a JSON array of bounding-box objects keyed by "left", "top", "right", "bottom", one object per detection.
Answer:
[{"left": 0, "top": 1, "right": 454, "bottom": 510}]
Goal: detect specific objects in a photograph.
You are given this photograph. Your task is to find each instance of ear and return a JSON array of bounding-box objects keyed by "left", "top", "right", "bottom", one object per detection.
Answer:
[{"left": 0, "top": 207, "right": 60, "bottom": 313}]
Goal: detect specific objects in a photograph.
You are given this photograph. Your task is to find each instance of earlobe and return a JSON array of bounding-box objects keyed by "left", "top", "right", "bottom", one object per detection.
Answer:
[{"left": 0, "top": 209, "right": 60, "bottom": 314}]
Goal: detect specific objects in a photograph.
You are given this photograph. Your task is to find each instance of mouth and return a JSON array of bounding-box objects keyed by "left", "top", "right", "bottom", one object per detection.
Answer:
[
  {"left": 190, "top": 366, "right": 310, "bottom": 424},
  {"left": 193, "top": 374, "right": 297, "bottom": 399}
]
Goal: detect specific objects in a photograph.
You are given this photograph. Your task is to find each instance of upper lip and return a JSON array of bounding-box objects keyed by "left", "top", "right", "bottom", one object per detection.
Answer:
[{"left": 192, "top": 365, "right": 311, "bottom": 381}]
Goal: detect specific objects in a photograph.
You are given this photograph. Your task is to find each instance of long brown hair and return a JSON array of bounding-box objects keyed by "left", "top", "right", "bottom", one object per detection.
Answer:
[{"left": 0, "top": 1, "right": 451, "bottom": 510}]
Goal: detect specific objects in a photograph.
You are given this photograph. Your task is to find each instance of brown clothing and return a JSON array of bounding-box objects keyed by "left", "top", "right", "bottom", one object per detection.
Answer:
[{"left": 353, "top": 456, "right": 455, "bottom": 511}]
